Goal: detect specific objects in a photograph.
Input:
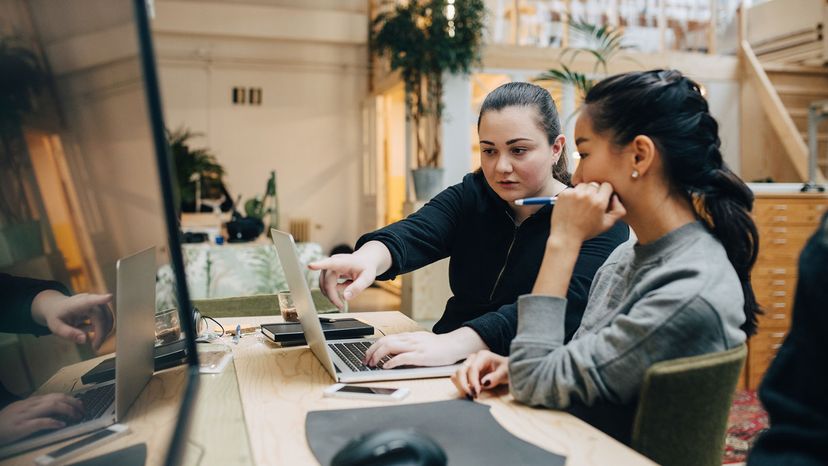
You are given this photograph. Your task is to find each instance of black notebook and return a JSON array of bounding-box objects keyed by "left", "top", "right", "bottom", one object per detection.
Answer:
[
  {"left": 261, "top": 318, "right": 374, "bottom": 345},
  {"left": 80, "top": 339, "right": 188, "bottom": 385}
]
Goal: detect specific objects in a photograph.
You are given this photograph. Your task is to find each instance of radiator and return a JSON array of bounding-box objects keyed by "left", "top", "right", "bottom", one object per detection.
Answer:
[{"left": 289, "top": 218, "right": 311, "bottom": 243}]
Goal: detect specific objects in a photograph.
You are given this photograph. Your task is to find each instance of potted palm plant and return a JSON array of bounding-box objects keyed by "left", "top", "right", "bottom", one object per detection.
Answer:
[
  {"left": 535, "top": 20, "right": 635, "bottom": 99},
  {"left": 166, "top": 127, "right": 226, "bottom": 213},
  {"left": 372, "top": 0, "right": 485, "bottom": 200}
]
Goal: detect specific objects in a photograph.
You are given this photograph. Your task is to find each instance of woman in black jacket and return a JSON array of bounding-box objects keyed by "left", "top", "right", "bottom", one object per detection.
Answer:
[
  {"left": 310, "top": 82, "right": 629, "bottom": 368},
  {"left": 748, "top": 212, "right": 828, "bottom": 466}
]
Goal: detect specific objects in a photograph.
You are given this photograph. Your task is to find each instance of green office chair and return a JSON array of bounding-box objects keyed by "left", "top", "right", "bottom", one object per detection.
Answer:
[
  {"left": 631, "top": 343, "right": 747, "bottom": 466},
  {"left": 192, "top": 289, "right": 339, "bottom": 318}
]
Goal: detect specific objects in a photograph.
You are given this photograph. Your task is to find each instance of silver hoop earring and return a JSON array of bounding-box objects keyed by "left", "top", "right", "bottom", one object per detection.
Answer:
[{"left": 631, "top": 169, "right": 640, "bottom": 179}]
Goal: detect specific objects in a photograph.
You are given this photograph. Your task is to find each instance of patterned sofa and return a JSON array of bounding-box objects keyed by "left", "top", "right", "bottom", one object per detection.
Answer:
[{"left": 156, "top": 241, "right": 325, "bottom": 312}]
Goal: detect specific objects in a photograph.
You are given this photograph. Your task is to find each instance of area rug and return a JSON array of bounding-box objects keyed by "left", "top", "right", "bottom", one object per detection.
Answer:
[{"left": 724, "top": 390, "right": 769, "bottom": 463}]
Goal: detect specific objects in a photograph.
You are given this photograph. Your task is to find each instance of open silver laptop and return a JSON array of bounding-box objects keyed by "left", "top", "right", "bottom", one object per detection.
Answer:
[
  {"left": 270, "top": 229, "right": 460, "bottom": 383},
  {"left": 0, "top": 247, "right": 156, "bottom": 459}
]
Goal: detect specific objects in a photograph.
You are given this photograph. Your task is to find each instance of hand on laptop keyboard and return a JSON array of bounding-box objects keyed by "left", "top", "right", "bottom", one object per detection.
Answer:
[
  {"left": 363, "top": 331, "right": 475, "bottom": 369},
  {"left": 0, "top": 393, "right": 84, "bottom": 446}
]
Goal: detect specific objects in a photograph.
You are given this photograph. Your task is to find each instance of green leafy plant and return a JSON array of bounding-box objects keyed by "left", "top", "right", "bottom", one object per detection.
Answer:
[
  {"left": 535, "top": 19, "right": 636, "bottom": 99},
  {"left": 0, "top": 35, "right": 46, "bottom": 224},
  {"left": 244, "top": 171, "right": 276, "bottom": 221},
  {"left": 166, "top": 127, "right": 225, "bottom": 212},
  {"left": 372, "top": 0, "right": 486, "bottom": 168}
]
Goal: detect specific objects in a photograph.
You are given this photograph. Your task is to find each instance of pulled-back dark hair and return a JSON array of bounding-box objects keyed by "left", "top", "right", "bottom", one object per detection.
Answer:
[
  {"left": 584, "top": 69, "right": 760, "bottom": 336},
  {"left": 477, "top": 82, "right": 570, "bottom": 184}
]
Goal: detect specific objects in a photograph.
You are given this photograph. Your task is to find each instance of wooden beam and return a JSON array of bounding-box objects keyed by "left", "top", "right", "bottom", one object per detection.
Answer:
[
  {"left": 609, "top": 0, "right": 619, "bottom": 28},
  {"left": 708, "top": 0, "right": 718, "bottom": 54},
  {"left": 824, "top": 0, "right": 828, "bottom": 65},
  {"left": 372, "top": 69, "right": 403, "bottom": 96},
  {"left": 658, "top": 0, "right": 666, "bottom": 52},
  {"left": 562, "top": 0, "right": 570, "bottom": 48},
  {"left": 746, "top": 0, "right": 822, "bottom": 45},
  {"left": 737, "top": 0, "right": 747, "bottom": 46},
  {"left": 740, "top": 40, "right": 817, "bottom": 181},
  {"left": 152, "top": 1, "right": 367, "bottom": 45},
  {"left": 483, "top": 44, "right": 740, "bottom": 81}
]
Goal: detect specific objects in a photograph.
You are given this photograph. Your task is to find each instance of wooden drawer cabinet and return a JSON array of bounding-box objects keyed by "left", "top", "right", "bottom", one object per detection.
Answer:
[
  {"left": 748, "top": 336, "right": 785, "bottom": 389},
  {"left": 753, "top": 199, "right": 828, "bottom": 225},
  {"left": 747, "top": 193, "right": 828, "bottom": 390}
]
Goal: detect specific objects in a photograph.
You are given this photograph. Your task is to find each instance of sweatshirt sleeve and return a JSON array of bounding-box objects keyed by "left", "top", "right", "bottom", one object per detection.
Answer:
[
  {"left": 464, "top": 221, "right": 629, "bottom": 355},
  {"left": 0, "top": 273, "right": 69, "bottom": 336},
  {"left": 508, "top": 287, "right": 730, "bottom": 409},
  {"left": 356, "top": 182, "right": 463, "bottom": 280}
]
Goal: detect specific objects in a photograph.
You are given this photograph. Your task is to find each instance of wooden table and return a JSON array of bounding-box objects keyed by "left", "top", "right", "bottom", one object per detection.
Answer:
[{"left": 3, "top": 312, "right": 655, "bottom": 466}]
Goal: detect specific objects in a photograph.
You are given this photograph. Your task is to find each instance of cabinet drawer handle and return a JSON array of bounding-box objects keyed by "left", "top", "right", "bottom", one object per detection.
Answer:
[
  {"left": 770, "top": 332, "right": 786, "bottom": 338},
  {"left": 772, "top": 291, "right": 786, "bottom": 297},
  {"left": 771, "top": 313, "right": 786, "bottom": 319},
  {"left": 771, "top": 280, "right": 785, "bottom": 286},
  {"left": 772, "top": 303, "right": 786, "bottom": 309},
  {"left": 771, "top": 343, "right": 782, "bottom": 350},
  {"left": 772, "top": 239, "right": 787, "bottom": 245},
  {"left": 772, "top": 205, "right": 788, "bottom": 210},
  {"left": 772, "top": 268, "right": 786, "bottom": 275},
  {"left": 771, "top": 227, "right": 787, "bottom": 233},
  {"left": 772, "top": 216, "right": 787, "bottom": 222}
]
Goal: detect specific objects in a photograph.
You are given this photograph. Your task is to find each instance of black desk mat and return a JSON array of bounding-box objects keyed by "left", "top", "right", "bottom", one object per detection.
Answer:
[{"left": 306, "top": 399, "right": 565, "bottom": 466}]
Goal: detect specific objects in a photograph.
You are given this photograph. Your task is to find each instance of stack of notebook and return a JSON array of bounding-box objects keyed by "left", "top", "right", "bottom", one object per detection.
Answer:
[{"left": 261, "top": 318, "right": 374, "bottom": 346}]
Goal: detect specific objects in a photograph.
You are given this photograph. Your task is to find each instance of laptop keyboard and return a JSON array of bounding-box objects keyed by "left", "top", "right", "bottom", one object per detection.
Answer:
[
  {"left": 73, "top": 384, "right": 115, "bottom": 423},
  {"left": 330, "top": 341, "right": 392, "bottom": 372}
]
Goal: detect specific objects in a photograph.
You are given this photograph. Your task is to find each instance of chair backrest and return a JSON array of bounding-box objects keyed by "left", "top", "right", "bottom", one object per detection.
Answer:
[
  {"left": 192, "top": 289, "right": 338, "bottom": 318},
  {"left": 631, "top": 343, "right": 747, "bottom": 466}
]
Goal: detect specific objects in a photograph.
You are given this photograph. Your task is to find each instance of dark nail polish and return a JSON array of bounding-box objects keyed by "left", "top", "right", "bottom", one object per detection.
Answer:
[
  {"left": 465, "top": 393, "right": 473, "bottom": 401},
  {"left": 483, "top": 380, "right": 491, "bottom": 387}
]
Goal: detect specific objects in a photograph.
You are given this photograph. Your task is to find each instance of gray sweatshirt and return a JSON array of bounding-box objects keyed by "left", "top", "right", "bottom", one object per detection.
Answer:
[{"left": 509, "top": 221, "right": 747, "bottom": 409}]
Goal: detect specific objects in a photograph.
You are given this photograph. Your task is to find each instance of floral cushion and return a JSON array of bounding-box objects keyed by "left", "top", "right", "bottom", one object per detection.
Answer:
[{"left": 156, "top": 242, "right": 323, "bottom": 312}]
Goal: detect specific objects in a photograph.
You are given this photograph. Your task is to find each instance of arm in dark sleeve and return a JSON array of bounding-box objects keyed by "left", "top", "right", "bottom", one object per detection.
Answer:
[
  {"left": 0, "top": 273, "right": 69, "bottom": 335},
  {"left": 355, "top": 183, "right": 463, "bottom": 280},
  {"left": 464, "top": 222, "right": 629, "bottom": 355}
]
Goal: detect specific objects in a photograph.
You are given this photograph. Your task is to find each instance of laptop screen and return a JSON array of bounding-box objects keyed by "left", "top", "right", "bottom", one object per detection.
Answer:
[{"left": 0, "top": 0, "right": 198, "bottom": 462}]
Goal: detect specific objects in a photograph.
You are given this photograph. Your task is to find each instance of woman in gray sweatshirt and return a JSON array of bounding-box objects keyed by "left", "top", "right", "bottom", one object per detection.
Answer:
[{"left": 452, "top": 69, "right": 760, "bottom": 444}]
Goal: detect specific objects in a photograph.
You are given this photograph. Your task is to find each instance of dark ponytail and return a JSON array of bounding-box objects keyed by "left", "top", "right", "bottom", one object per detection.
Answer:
[
  {"left": 478, "top": 82, "right": 571, "bottom": 185},
  {"left": 584, "top": 70, "right": 760, "bottom": 336}
]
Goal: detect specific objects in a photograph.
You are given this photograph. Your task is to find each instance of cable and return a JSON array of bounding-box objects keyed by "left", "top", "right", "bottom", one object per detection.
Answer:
[
  {"left": 193, "top": 307, "right": 225, "bottom": 336},
  {"left": 202, "top": 314, "right": 225, "bottom": 336}
]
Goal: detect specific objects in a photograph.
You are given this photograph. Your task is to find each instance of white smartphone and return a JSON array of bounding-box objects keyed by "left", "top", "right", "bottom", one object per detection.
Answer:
[
  {"left": 323, "top": 383, "right": 410, "bottom": 401},
  {"left": 34, "top": 424, "right": 130, "bottom": 465}
]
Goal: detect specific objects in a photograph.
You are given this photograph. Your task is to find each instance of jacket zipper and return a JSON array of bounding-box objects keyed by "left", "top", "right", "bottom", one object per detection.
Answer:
[{"left": 489, "top": 210, "right": 520, "bottom": 302}]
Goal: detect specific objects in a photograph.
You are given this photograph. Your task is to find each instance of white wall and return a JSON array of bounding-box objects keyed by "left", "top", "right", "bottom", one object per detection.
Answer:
[
  {"left": 152, "top": 0, "right": 369, "bottom": 252},
  {"left": 441, "top": 73, "right": 474, "bottom": 187},
  {"left": 703, "top": 80, "right": 741, "bottom": 174}
]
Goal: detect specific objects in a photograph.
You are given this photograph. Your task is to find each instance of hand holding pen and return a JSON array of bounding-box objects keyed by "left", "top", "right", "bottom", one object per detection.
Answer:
[
  {"left": 514, "top": 186, "right": 571, "bottom": 206},
  {"left": 547, "top": 182, "right": 626, "bottom": 243},
  {"left": 514, "top": 196, "right": 558, "bottom": 206}
]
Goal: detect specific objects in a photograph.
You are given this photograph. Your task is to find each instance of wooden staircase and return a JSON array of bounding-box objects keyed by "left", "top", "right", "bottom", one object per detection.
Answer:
[
  {"left": 763, "top": 64, "right": 828, "bottom": 177},
  {"left": 740, "top": 0, "right": 828, "bottom": 182}
]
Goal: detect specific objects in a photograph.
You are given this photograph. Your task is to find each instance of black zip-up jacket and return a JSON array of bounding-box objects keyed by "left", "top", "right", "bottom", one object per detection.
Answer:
[
  {"left": 356, "top": 171, "right": 629, "bottom": 355},
  {"left": 1, "top": 273, "right": 68, "bottom": 408},
  {"left": 748, "top": 212, "right": 828, "bottom": 466}
]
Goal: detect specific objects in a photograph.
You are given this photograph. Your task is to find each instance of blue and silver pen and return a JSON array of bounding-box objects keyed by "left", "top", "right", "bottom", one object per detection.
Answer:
[{"left": 514, "top": 196, "right": 557, "bottom": 206}]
